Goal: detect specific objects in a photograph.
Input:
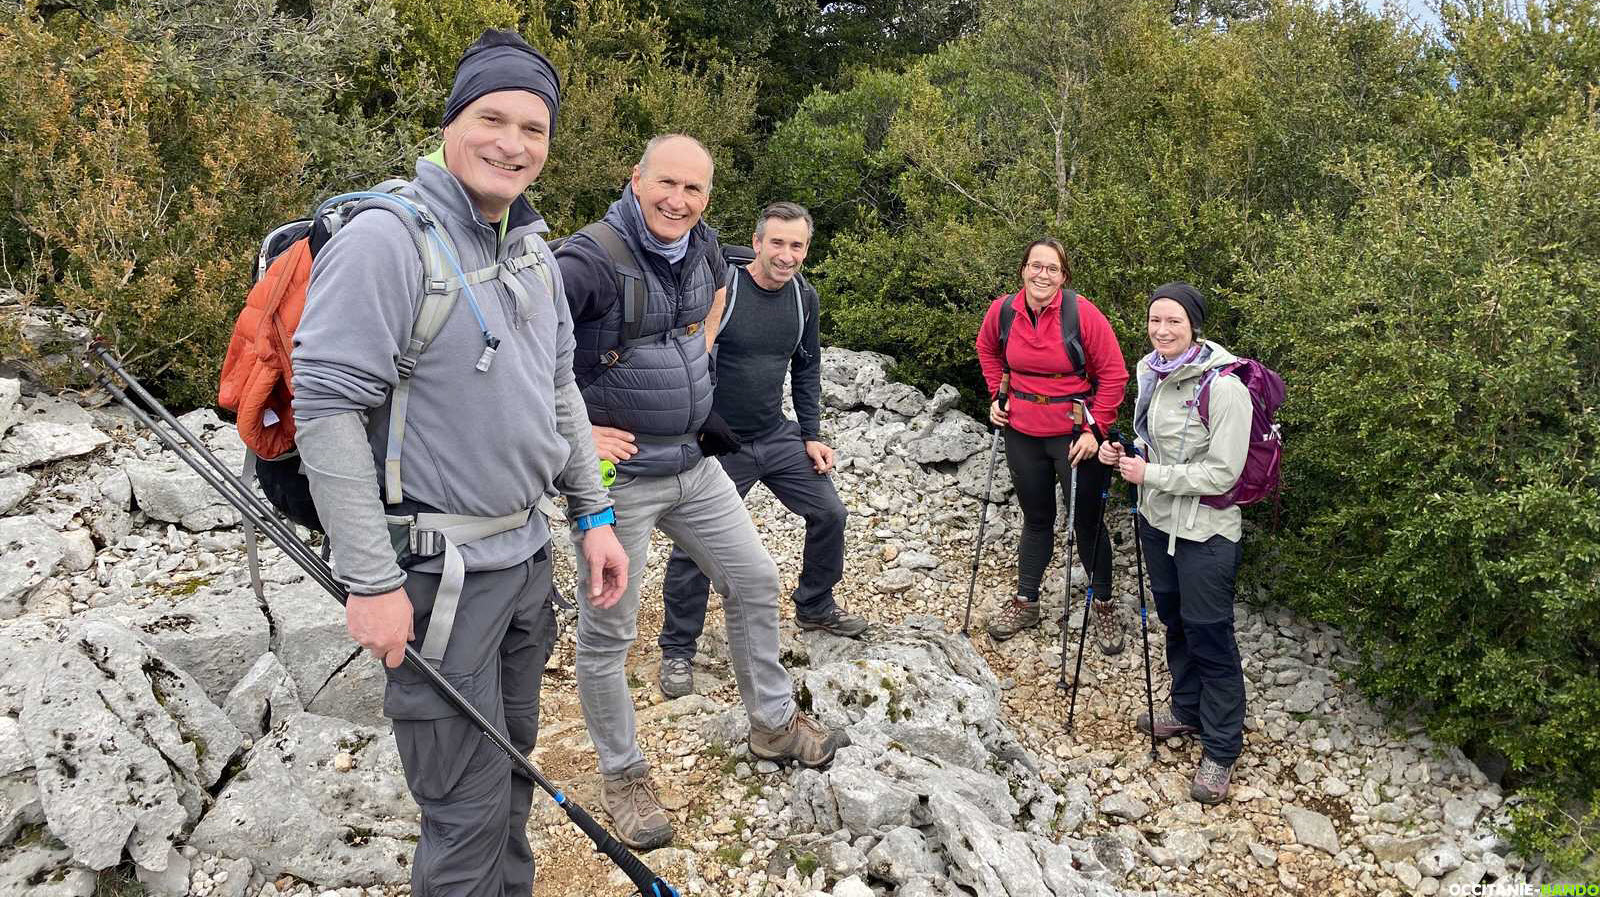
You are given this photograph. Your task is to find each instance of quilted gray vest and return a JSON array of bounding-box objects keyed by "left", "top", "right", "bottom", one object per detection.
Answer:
[{"left": 572, "top": 216, "right": 716, "bottom": 476}]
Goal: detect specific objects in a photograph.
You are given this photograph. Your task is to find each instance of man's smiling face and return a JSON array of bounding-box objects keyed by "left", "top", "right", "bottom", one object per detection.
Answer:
[{"left": 443, "top": 89, "right": 551, "bottom": 222}]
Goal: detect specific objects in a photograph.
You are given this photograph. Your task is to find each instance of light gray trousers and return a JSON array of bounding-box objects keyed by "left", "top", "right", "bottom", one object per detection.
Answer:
[{"left": 573, "top": 456, "right": 796, "bottom": 774}]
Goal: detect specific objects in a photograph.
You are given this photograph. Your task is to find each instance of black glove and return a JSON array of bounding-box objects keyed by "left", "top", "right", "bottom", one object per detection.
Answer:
[{"left": 698, "top": 411, "right": 742, "bottom": 457}]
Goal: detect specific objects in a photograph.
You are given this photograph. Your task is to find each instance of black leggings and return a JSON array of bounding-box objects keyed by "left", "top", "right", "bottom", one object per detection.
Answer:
[{"left": 1004, "top": 428, "right": 1114, "bottom": 603}]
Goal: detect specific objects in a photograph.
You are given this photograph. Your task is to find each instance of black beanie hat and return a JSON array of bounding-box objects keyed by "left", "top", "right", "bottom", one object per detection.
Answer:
[
  {"left": 441, "top": 30, "right": 561, "bottom": 137},
  {"left": 1149, "top": 281, "right": 1206, "bottom": 330}
]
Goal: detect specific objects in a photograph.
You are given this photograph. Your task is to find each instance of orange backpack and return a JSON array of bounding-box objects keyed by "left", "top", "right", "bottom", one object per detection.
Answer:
[{"left": 218, "top": 238, "right": 311, "bottom": 462}]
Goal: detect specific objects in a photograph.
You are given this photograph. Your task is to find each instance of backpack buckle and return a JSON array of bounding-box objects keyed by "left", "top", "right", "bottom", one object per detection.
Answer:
[
  {"left": 601, "top": 349, "right": 622, "bottom": 367},
  {"left": 686, "top": 321, "right": 701, "bottom": 337},
  {"left": 408, "top": 524, "right": 443, "bottom": 558}
]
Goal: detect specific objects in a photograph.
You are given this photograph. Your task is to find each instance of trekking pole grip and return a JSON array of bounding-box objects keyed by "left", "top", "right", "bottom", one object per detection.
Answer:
[{"left": 561, "top": 797, "right": 679, "bottom": 897}]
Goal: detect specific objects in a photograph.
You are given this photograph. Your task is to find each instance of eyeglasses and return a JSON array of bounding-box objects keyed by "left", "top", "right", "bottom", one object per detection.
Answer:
[{"left": 1025, "top": 262, "right": 1062, "bottom": 275}]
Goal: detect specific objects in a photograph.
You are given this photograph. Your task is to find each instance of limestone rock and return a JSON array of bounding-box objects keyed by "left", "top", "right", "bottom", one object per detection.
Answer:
[
  {"left": 1100, "top": 792, "right": 1150, "bottom": 822},
  {"left": 0, "top": 472, "right": 32, "bottom": 515},
  {"left": 874, "top": 568, "right": 917, "bottom": 595},
  {"left": 0, "top": 516, "right": 70, "bottom": 619},
  {"left": 0, "top": 378, "right": 20, "bottom": 440},
  {"left": 1283, "top": 805, "right": 1339, "bottom": 856},
  {"left": 0, "top": 421, "right": 109, "bottom": 471},
  {"left": 20, "top": 621, "right": 243, "bottom": 871},
  {"left": 903, "top": 412, "right": 988, "bottom": 465},
  {"left": 1417, "top": 842, "right": 1464, "bottom": 878},
  {"left": 829, "top": 766, "right": 917, "bottom": 835},
  {"left": 222, "top": 652, "right": 304, "bottom": 740},
  {"left": 87, "top": 585, "right": 271, "bottom": 704},
  {"left": 262, "top": 570, "right": 384, "bottom": 726},
  {"left": 135, "top": 845, "right": 191, "bottom": 897},
  {"left": 125, "top": 458, "right": 238, "bottom": 531},
  {"left": 0, "top": 840, "right": 96, "bottom": 897},
  {"left": 866, "top": 826, "right": 941, "bottom": 884},
  {"left": 803, "top": 626, "right": 1001, "bottom": 771},
  {"left": 190, "top": 712, "right": 417, "bottom": 885},
  {"left": 955, "top": 448, "right": 1012, "bottom": 500}
]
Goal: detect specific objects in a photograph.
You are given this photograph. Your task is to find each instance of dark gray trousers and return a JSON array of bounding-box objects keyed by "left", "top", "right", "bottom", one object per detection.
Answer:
[
  {"left": 1138, "top": 525, "right": 1246, "bottom": 765},
  {"left": 659, "top": 420, "right": 847, "bottom": 660},
  {"left": 384, "top": 549, "right": 556, "bottom": 897}
]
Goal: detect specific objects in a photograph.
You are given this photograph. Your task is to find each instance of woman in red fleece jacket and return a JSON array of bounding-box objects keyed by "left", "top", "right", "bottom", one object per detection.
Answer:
[{"left": 975, "top": 238, "right": 1130, "bottom": 645}]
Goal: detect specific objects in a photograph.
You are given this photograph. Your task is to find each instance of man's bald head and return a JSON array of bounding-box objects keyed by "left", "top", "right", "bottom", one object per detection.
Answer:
[
  {"left": 630, "top": 134, "right": 715, "bottom": 243},
  {"left": 638, "top": 134, "right": 715, "bottom": 183}
]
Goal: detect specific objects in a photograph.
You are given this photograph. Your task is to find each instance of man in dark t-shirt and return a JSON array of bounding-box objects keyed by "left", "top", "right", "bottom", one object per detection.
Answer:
[{"left": 656, "top": 202, "right": 867, "bottom": 698}]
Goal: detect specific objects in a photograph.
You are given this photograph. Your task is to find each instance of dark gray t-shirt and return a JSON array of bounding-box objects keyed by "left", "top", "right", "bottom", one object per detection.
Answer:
[{"left": 713, "top": 266, "right": 821, "bottom": 440}]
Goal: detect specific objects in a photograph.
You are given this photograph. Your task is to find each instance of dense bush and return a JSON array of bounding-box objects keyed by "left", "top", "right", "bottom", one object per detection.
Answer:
[
  {"left": 0, "top": 8, "right": 310, "bottom": 409},
  {"left": 1238, "top": 114, "right": 1600, "bottom": 865}
]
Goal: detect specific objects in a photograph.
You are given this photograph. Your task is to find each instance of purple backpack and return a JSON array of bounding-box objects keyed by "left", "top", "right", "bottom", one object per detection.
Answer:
[{"left": 1197, "top": 358, "right": 1285, "bottom": 510}]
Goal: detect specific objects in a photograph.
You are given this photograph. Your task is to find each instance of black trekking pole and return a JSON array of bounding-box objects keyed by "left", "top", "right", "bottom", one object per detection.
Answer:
[
  {"left": 85, "top": 344, "right": 680, "bottom": 897},
  {"left": 1064, "top": 471, "right": 1110, "bottom": 731},
  {"left": 962, "top": 392, "right": 1008, "bottom": 637},
  {"left": 1113, "top": 429, "right": 1159, "bottom": 761},
  {"left": 1054, "top": 462, "right": 1078, "bottom": 691}
]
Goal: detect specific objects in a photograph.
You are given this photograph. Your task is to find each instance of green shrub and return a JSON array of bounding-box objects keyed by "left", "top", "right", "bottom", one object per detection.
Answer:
[
  {"left": 1237, "top": 113, "right": 1600, "bottom": 868},
  {"left": 0, "top": 7, "right": 310, "bottom": 409}
]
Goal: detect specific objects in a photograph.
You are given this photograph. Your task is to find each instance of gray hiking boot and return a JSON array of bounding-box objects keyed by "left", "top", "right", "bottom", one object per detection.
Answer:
[
  {"left": 601, "top": 762, "right": 674, "bottom": 850},
  {"left": 797, "top": 604, "right": 869, "bottom": 638},
  {"left": 658, "top": 656, "right": 695, "bottom": 699},
  {"left": 1092, "top": 597, "right": 1125, "bottom": 655},
  {"left": 986, "top": 598, "right": 1040, "bottom": 642},
  {"left": 1136, "top": 708, "right": 1201, "bottom": 739},
  {"left": 1190, "top": 756, "right": 1235, "bottom": 805},
  {"left": 749, "top": 710, "right": 842, "bottom": 768}
]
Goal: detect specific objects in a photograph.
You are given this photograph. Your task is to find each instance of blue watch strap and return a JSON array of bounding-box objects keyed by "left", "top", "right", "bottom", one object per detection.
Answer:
[{"left": 574, "top": 507, "right": 615, "bottom": 531}]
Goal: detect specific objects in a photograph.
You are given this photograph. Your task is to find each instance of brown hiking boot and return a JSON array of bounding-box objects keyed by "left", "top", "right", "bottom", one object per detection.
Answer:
[
  {"left": 1136, "top": 708, "right": 1201, "bottom": 739},
  {"left": 600, "top": 762, "right": 673, "bottom": 850},
  {"left": 1092, "top": 597, "right": 1125, "bottom": 655},
  {"left": 986, "top": 597, "right": 1040, "bottom": 642},
  {"left": 749, "top": 710, "right": 841, "bottom": 768},
  {"left": 796, "top": 604, "right": 869, "bottom": 638},
  {"left": 1191, "top": 756, "right": 1235, "bottom": 805}
]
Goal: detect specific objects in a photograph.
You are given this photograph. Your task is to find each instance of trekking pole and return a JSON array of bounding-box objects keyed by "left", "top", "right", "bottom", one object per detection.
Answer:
[
  {"left": 1114, "top": 430, "right": 1159, "bottom": 761},
  {"left": 1065, "top": 472, "right": 1110, "bottom": 732},
  {"left": 1055, "top": 461, "right": 1078, "bottom": 691},
  {"left": 962, "top": 392, "right": 1008, "bottom": 637},
  {"left": 84, "top": 346, "right": 681, "bottom": 897},
  {"left": 88, "top": 344, "right": 338, "bottom": 593}
]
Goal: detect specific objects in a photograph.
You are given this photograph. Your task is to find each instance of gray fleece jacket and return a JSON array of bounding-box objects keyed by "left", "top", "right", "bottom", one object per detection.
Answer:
[{"left": 291, "top": 157, "right": 607, "bottom": 593}]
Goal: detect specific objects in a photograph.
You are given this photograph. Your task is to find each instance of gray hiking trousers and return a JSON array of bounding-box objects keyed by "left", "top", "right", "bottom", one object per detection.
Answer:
[
  {"left": 384, "top": 549, "right": 556, "bottom": 897},
  {"left": 573, "top": 455, "right": 796, "bottom": 774}
]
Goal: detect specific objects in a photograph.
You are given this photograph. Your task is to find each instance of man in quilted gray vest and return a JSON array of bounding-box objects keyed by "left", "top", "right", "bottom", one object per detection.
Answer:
[
  {"left": 557, "top": 134, "right": 842, "bottom": 851},
  {"left": 292, "top": 30, "right": 628, "bottom": 896}
]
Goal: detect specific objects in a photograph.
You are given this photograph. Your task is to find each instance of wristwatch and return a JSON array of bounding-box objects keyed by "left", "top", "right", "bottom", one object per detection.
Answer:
[{"left": 574, "top": 507, "right": 616, "bottom": 531}]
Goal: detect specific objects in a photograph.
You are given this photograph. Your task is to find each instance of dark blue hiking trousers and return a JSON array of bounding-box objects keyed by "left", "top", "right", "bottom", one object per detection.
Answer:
[
  {"left": 659, "top": 420, "right": 847, "bottom": 660},
  {"left": 383, "top": 549, "right": 555, "bottom": 897},
  {"left": 1138, "top": 525, "right": 1246, "bottom": 766}
]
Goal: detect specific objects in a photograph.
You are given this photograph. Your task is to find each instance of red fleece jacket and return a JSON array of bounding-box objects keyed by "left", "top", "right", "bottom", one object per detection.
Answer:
[{"left": 976, "top": 290, "right": 1129, "bottom": 438}]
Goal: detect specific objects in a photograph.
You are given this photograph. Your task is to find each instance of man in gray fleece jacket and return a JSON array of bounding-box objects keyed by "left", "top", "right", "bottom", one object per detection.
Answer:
[{"left": 290, "top": 30, "right": 626, "bottom": 896}]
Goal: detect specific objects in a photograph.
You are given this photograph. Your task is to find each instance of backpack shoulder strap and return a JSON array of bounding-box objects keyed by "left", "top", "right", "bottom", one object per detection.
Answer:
[
  {"left": 1196, "top": 361, "right": 1243, "bottom": 429},
  {"left": 997, "top": 296, "right": 1017, "bottom": 373},
  {"left": 722, "top": 264, "right": 743, "bottom": 331},
  {"left": 1060, "top": 290, "right": 1086, "bottom": 375},
  {"left": 578, "top": 221, "right": 647, "bottom": 342},
  {"left": 790, "top": 275, "right": 806, "bottom": 358}
]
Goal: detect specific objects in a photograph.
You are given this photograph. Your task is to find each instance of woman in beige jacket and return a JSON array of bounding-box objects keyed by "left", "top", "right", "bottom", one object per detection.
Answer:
[{"left": 1099, "top": 282, "right": 1250, "bottom": 804}]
